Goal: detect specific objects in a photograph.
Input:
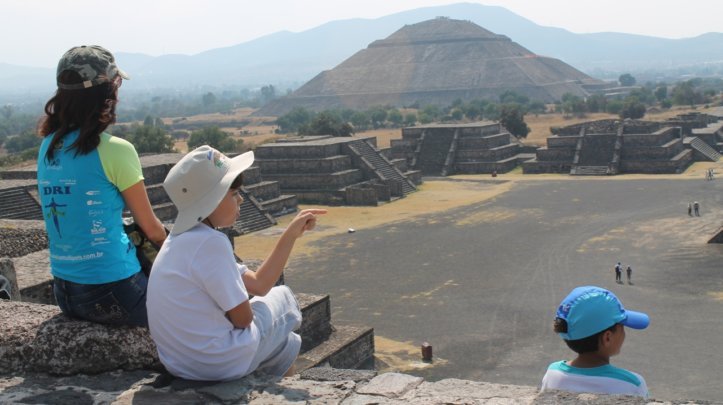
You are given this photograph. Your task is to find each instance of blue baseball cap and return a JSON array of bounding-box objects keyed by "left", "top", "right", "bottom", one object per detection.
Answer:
[{"left": 556, "top": 286, "right": 649, "bottom": 340}]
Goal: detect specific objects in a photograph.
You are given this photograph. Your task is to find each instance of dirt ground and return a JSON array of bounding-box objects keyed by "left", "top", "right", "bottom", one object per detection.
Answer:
[{"left": 234, "top": 162, "right": 723, "bottom": 401}]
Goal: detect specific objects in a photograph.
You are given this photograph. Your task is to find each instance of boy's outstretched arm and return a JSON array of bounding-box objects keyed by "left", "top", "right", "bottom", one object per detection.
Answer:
[{"left": 242, "top": 209, "right": 327, "bottom": 296}]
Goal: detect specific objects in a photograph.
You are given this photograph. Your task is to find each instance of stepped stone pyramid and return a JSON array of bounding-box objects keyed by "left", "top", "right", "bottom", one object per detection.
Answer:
[
  {"left": 254, "top": 135, "right": 420, "bottom": 205},
  {"left": 259, "top": 17, "right": 605, "bottom": 115},
  {"left": 391, "top": 121, "right": 535, "bottom": 175},
  {"left": 523, "top": 118, "right": 720, "bottom": 175}
]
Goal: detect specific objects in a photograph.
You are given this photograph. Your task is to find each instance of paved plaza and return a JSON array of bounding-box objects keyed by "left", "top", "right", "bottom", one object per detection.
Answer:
[{"left": 286, "top": 178, "right": 723, "bottom": 401}]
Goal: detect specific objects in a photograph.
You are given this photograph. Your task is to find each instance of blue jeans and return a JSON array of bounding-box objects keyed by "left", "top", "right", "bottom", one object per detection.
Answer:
[{"left": 53, "top": 271, "right": 149, "bottom": 327}]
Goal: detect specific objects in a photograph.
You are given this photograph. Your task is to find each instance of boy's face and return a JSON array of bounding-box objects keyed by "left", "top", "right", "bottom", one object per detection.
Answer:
[{"left": 207, "top": 187, "right": 243, "bottom": 228}]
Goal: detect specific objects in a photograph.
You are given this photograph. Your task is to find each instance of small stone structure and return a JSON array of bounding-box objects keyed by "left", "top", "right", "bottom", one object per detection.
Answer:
[
  {"left": 523, "top": 118, "right": 720, "bottom": 175},
  {"left": 255, "top": 136, "right": 420, "bottom": 205},
  {"left": 390, "top": 122, "right": 535, "bottom": 175}
]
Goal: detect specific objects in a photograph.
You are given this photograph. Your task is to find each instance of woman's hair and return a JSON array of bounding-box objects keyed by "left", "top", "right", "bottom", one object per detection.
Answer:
[
  {"left": 38, "top": 70, "right": 119, "bottom": 161},
  {"left": 554, "top": 317, "right": 618, "bottom": 354}
]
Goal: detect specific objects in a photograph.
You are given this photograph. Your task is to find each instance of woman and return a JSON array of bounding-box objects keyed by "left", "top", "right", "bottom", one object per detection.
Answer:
[{"left": 37, "top": 45, "right": 166, "bottom": 327}]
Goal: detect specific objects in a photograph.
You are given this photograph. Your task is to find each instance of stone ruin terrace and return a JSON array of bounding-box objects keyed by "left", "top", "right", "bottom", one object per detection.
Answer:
[
  {"left": 523, "top": 116, "right": 722, "bottom": 175},
  {"left": 254, "top": 135, "right": 420, "bottom": 205},
  {"left": 390, "top": 122, "right": 536, "bottom": 176},
  {"left": 0, "top": 218, "right": 376, "bottom": 388}
]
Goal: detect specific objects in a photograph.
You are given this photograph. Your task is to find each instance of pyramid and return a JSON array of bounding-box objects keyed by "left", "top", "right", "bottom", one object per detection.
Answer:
[{"left": 258, "top": 18, "right": 604, "bottom": 116}]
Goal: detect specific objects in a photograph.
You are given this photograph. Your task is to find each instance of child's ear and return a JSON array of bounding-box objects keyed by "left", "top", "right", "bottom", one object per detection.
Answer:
[{"left": 599, "top": 329, "right": 614, "bottom": 348}]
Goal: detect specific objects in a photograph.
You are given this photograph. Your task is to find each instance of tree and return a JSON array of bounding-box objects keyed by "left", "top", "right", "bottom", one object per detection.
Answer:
[
  {"left": 350, "top": 111, "right": 370, "bottom": 131},
  {"left": 462, "top": 103, "right": 482, "bottom": 120},
  {"left": 561, "top": 93, "right": 586, "bottom": 117},
  {"left": 654, "top": 86, "right": 668, "bottom": 102},
  {"left": 188, "top": 127, "right": 243, "bottom": 152},
  {"left": 619, "top": 97, "right": 646, "bottom": 119},
  {"left": 450, "top": 108, "right": 464, "bottom": 121},
  {"left": 367, "top": 106, "right": 388, "bottom": 129},
  {"left": 619, "top": 73, "right": 636, "bottom": 87},
  {"left": 260, "top": 85, "right": 276, "bottom": 105},
  {"left": 403, "top": 113, "right": 417, "bottom": 127},
  {"left": 1, "top": 105, "right": 13, "bottom": 120},
  {"left": 202, "top": 92, "right": 217, "bottom": 107},
  {"left": 299, "top": 111, "right": 352, "bottom": 137},
  {"left": 4, "top": 130, "right": 41, "bottom": 153},
  {"left": 671, "top": 81, "right": 702, "bottom": 106},
  {"left": 498, "top": 103, "right": 530, "bottom": 138},
  {"left": 125, "top": 124, "right": 175, "bottom": 154},
  {"left": 276, "top": 107, "right": 312, "bottom": 133},
  {"left": 584, "top": 94, "right": 607, "bottom": 113},
  {"left": 387, "top": 109, "right": 403, "bottom": 127}
]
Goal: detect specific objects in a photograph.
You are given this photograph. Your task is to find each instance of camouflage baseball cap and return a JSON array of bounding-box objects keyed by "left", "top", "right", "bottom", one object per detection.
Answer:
[{"left": 56, "top": 45, "right": 129, "bottom": 90}]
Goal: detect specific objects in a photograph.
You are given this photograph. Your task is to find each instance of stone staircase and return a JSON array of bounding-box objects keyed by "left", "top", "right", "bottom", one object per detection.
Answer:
[
  {"left": 0, "top": 187, "right": 43, "bottom": 220},
  {"left": 416, "top": 130, "right": 456, "bottom": 175},
  {"left": 689, "top": 137, "right": 721, "bottom": 161},
  {"left": 295, "top": 291, "right": 374, "bottom": 371},
  {"left": 232, "top": 189, "right": 276, "bottom": 235},
  {"left": 571, "top": 166, "right": 609, "bottom": 176},
  {"left": 348, "top": 140, "right": 416, "bottom": 195}
]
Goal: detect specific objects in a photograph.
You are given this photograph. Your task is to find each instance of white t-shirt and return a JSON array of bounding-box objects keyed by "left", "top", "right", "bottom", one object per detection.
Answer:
[
  {"left": 147, "top": 225, "right": 260, "bottom": 381},
  {"left": 541, "top": 361, "right": 649, "bottom": 398}
]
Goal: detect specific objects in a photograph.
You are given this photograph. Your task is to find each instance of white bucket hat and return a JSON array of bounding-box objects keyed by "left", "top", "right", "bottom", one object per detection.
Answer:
[{"left": 164, "top": 145, "right": 254, "bottom": 235}]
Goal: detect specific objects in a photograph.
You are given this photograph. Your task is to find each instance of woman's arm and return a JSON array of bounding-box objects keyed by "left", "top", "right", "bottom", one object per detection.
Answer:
[
  {"left": 242, "top": 209, "right": 326, "bottom": 296},
  {"left": 122, "top": 181, "right": 167, "bottom": 245}
]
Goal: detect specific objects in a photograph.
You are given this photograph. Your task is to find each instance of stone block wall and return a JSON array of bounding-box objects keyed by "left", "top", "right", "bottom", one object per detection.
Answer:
[
  {"left": 622, "top": 127, "right": 680, "bottom": 147},
  {"left": 546, "top": 136, "right": 579, "bottom": 148},
  {"left": 256, "top": 156, "right": 352, "bottom": 174}
]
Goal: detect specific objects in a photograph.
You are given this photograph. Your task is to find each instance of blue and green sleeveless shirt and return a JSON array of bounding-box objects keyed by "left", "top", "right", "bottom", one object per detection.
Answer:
[{"left": 37, "top": 130, "right": 144, "bottom": 284}]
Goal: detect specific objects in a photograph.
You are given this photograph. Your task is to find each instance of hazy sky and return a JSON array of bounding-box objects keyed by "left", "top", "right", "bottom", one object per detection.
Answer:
[{"left": 2, "top": 0, "right": 720, "bottom": 67}]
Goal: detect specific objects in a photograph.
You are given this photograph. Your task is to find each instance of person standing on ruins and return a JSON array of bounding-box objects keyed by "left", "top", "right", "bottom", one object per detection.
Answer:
[
  {"left": 37, "top": 46, "right": 166, "bottom": 327},
  {"left": 693, "top": 201, "right": 700, "bottom": 216},
  {"left": 688, "top": 202, "right": 692, "bottom": 216},
  {"left": 614, "top": 262, "right": 622, "bottom": 283}
]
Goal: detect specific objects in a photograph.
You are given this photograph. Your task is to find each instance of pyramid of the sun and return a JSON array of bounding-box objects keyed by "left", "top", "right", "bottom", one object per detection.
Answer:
[{"left": 259, "top": 17, "right": 604, "bottom": 115}]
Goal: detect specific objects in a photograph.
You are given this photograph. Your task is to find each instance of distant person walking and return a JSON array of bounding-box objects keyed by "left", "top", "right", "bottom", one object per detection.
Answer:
[
  {"left": 688, "top": 202, "right": 692, "bottom": 216},
  {"left": 626, "top": 266, "right": 633, "bottom": 284},
  {"left": 693, "top": 201, "right": 700, "bottom": 216},
  {"left": 614, "top": 262, "right": 622, "bottom": 283}
]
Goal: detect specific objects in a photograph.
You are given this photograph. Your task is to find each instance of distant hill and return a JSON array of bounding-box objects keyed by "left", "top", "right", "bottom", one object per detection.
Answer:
[{"left": 2, "top": 2, "right": 723, "bottom": 95}]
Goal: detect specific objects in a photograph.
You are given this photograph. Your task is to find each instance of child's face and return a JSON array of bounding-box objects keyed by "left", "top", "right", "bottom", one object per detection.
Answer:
[{"left": 207, "top": 187, "right": 243, "bottom": 228}]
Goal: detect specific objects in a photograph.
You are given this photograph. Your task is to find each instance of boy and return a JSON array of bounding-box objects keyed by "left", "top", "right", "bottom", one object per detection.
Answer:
[
  {"left": 541, "top": 286, "right": 650, "bottom": 398},
  {"left": 147, "top": 145, "right": 326, "bottom": 381}
]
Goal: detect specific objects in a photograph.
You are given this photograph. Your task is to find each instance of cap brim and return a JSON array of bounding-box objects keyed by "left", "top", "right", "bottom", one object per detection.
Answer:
[
  {"left": 622, "top": 310, "right": 649, "bottom": 330},
  {"left": 118, "top": 68, "right": 130, "bottom": 80},
  {"left": 169, "top": 151, "right": 254, "bottom": 236}
]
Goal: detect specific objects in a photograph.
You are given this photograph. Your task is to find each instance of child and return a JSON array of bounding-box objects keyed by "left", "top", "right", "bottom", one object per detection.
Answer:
[
  {"left": 147, "top": 145, "right": 326, "bottom": 381},
  {"left": 541, "top": 286, "right": 650, "bottom": 398}
]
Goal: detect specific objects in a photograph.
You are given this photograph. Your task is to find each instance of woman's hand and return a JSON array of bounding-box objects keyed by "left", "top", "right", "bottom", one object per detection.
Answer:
[{"left": 285, "top": 209, "right": 327, "bottom": 239}]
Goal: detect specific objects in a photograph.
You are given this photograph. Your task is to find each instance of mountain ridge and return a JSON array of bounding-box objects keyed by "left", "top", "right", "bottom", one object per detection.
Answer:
[{"left": 2, "top": 2, "right": 723, "bottom": 95}]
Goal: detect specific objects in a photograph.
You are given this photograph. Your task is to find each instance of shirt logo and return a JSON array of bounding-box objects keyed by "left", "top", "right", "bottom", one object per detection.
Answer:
[{"left": 44, "top": 197, "right": 67, "bottom": 238}]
